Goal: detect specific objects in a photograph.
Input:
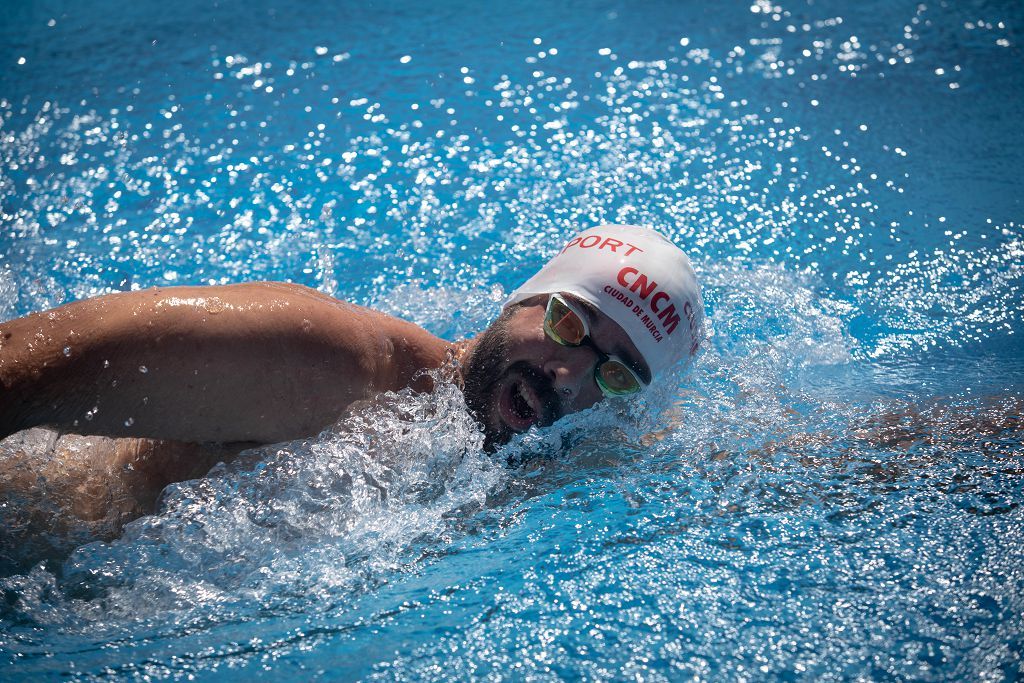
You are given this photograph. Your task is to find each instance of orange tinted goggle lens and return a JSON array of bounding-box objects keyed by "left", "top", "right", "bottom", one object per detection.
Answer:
[{"left": 543, "top": 296, "right": 587, "bottom": 346}]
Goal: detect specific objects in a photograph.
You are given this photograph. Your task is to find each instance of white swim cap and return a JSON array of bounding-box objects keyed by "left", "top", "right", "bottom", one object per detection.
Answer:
[{"left": 505, "top": 224, "right": 705, "bottom": 379}]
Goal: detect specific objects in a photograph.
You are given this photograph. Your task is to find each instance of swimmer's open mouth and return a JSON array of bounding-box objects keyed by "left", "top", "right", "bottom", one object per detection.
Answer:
[{"left": 498, "top": 378, "right": 543, "bottom": 432}]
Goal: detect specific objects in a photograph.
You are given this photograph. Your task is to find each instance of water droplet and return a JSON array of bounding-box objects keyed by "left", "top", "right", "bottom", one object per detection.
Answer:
[
  {"left": 103, "top": 359, "right": 110, "bottom": 368},
  {"left": 124, "top": 417, "right": 134, "bottom": 427},
  {"left": 203, "top": 297, "right": 225, "bottom": 314},
  {"left": 139, "top": 365, "right": 148, "bottom": 373},
  {"left": 63, "top": 346, "right": 71, "bottom": 356}
]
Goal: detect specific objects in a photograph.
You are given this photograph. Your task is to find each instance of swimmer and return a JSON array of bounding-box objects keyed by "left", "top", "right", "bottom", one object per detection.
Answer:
[{"left": 0, "top": 225, "right": 704, "bottom": 557}]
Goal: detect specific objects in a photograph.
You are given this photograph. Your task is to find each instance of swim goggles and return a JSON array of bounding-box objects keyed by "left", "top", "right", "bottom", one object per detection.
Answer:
[{"left": 543, "top": 293, "right": 647, "bottom": 398}]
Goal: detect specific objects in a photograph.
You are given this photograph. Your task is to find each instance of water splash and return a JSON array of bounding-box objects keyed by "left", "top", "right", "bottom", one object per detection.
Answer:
[{"left": 0, "top": 376, "right": 496, "bottom": 625}]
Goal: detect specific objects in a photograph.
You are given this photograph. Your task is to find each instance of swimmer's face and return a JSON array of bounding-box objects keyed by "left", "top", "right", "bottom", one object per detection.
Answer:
[{"left": 462, "top": 294, "right": 651, "bottom": 450}]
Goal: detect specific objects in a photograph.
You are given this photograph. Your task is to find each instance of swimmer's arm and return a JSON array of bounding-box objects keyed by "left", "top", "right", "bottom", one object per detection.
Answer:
[{"left": 0, "top": 282, "right": 448, "bottom": 443}]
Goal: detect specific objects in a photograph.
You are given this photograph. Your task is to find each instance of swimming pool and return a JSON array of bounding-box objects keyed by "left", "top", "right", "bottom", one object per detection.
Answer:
[{"left": 1, "top": 0, "right": 1022, "bottom": 679}]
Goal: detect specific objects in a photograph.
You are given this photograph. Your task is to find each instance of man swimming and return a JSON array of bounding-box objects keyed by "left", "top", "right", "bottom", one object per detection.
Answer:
[{"left": 0, "top": 225, "right": 704, "bottom": 543}]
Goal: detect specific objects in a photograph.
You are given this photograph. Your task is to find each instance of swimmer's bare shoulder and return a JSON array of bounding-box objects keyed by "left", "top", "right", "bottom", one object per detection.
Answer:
[{"left": 0, "top": 282, "right": 451, "bottom": 444}]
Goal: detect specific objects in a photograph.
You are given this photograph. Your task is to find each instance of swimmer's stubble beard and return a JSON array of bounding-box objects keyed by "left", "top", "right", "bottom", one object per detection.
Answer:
[{"left": 461, "top": 306, "right": 561, "bottom": 451}]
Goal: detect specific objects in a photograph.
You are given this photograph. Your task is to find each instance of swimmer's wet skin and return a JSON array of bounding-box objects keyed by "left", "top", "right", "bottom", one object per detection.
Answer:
[{"left": 0, "top": 224, "right": 704, "bottom": 523}]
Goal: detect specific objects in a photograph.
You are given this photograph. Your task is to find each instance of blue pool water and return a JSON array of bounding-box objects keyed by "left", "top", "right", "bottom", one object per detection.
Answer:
[{"left": 1, "top": 0, "right": 1023, "bottom": 679}]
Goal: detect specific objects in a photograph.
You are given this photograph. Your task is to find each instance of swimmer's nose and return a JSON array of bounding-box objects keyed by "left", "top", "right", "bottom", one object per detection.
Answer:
[{"left": 543, "top": 347, "right": 597, "bottom": 403}]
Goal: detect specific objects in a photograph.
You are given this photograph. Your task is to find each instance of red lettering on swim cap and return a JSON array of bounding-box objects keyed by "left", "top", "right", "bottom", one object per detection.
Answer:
[
  {"left": 629, "top": 273, "right": 658, "bottom": 300},
  {"left": 619, "top": 266, "right": 659, "bottom": 299},
  {"left": 560, "top": 237, "right": 582, "bottom": 253},
  {"left": 650, "top": 291, "right": 669, "bottom": 313},
  {"left": 656, "top": 302, "right": 680, "bottom": 335},
  {"left": 562, "top": 235, "right": 644, "bottom": 256}
]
